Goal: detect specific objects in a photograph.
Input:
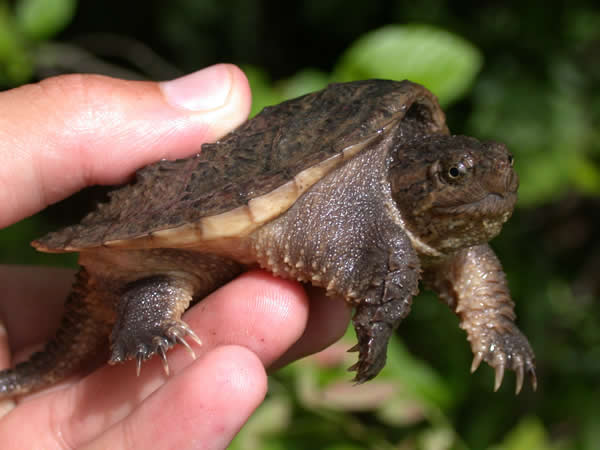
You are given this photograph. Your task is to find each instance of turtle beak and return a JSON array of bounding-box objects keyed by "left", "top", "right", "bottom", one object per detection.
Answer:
[
  {"left": 485, "top": 144, "right": 518, "bottom": 197},
  {"left": 507, "top": 169, "right": 519, "bottom": 194}
]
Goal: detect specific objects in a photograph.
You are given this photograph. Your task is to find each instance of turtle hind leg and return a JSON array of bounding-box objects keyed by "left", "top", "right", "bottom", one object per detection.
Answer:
[
  {"left": 0, "top": 269, "right": 115, "bottom": 397},
  {"left": 108, "top": 275, "right": 202, "bottom": 376},
  {"left": 104, "top": 250, "right": 243, "bottom": 376}
]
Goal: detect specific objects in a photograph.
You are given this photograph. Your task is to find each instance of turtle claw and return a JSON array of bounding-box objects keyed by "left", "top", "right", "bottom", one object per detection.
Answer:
[
  {"left": 111, "top": 319, "right": 202, "bottom": 376},
  {"left": 514, "top": 364, "right": 537, "bottom": 394},
  {"left": 489, "top": 357, "right": 537, "bottom": 395},
  {"left": 471, "top": 352, "right": 483, "bottom": 373},
  {"left": 529, "top": 366, "right": 538, "bottom": 392},
  {"left": 136, "top": 351, "right": 144, "bottom": 377},
  {"left": 175, "top": 335, "right": 196, "bottom": 359},
  {"left": 515, "top": 364, "right": 524, "bottom": 395},
  {"left": 494, "top": 363, "right": 505, "bottom": 392},
  {"left": 168, "top": 323, "right": 200, "bottom": 359},
  {"left": 350, "top": 297, "right": 410, "bottom": 384},
  {"left": 156, "top": 341, "right": 170, "bottom": 376},
  {"left": 469, "top": 323, "right": 536, "bottom": 393},
  {"left": 347, "top": 362, "right": 360, "bottom": 372},
  {"left": 173, "top": 322, "right": 202, "bottom": 347}
]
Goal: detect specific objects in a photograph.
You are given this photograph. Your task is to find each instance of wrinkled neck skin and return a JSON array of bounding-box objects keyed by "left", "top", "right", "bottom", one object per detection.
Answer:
[{"left": 388, "top": 133, "right": 518, "bottom": 266}]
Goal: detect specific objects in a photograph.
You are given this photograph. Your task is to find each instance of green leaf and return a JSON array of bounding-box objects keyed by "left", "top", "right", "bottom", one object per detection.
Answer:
[
  {"left": 242, "top": 65, "right": 284, "bottom": 118},
  {"left": 333, "top": 25, "right": 483, "bottom": 106},
  {"left": 572, "top": 155, "right": 600, "bottom": 194},
  {"left": 277, "top": 68, "right": 329, "bottom": 100},
  {"left": 489, "top": 416, "right": 553, "bottom": 450},
  {"left": 244, "top": 66, "right": 330, "bottom": 117},
  {"left": 0, "top": 217, "right": 77, "bottom": 266},
  {"left": 0, "top": 5, "right": 33, "bottom": 84},
  {"left": 417, "top": 427, "right": 457, "bottom": 450},
  {"left": 15, "top": 0, "right": 77, "bottom": 41}
]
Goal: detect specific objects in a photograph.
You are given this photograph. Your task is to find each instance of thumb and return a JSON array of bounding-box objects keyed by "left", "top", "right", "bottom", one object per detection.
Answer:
[{"left": 0, "top": 64, "right": 251, "bottom": 227}]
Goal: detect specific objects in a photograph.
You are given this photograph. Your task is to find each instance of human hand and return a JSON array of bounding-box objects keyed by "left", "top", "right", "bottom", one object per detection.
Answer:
[{"left": 0, "top": 65, "right": 351, "bottom": 449}]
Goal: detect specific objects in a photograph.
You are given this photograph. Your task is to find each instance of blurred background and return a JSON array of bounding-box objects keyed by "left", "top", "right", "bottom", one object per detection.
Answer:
[{"left": 1, "top": 0, "right": 599, "bottom": 448}]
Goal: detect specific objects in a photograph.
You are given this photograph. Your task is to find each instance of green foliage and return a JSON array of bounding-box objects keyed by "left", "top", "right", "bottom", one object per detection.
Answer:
[
  {"left": 489, "top": 417, "right": 556, "bottom": 450},
  {"left": 246, "top": 24, "right": 482, "bottom": 117},
  {"left": 0, "top": 0, "right": 76, "bottom": 85},
  {"left": 333, "top": 25, "right": 482, "bottom": 106},
  {"left": 1, "top": 218, "right": 76, "bottom": 267},
  {"left": 0, "top": 4, "right": 32, "bottom": 84},
  {"left": 15, "top": 0, "right": 77, "bottom": 41},
  {"left": 231, "top": 332, "right": 460, "bottom": 450}
]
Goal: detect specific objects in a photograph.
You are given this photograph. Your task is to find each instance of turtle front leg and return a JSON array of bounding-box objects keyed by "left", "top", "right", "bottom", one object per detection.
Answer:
[
  {"left": 424, "top": 244, "right": 536, "bottom": 394},
  {"left": 351, "top": 294, "right": 414, "bottom": 383},
  {"left": 349, "top": 225, "right": 423, "bottom": 383},
  {"left": 254, "top": 214, "right": 421, "bottom": 384},
  {"left": 108, "top": 274, "right": 202, "bottom": 376}
]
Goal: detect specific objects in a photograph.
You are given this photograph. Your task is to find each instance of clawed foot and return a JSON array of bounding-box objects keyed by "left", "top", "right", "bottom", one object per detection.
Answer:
[
  {"left": 349, "top": 294, "right": 413, "bottom": 383},
  {"left": 347, "top": 322, "right": 393, "bottom": 384},
  {"left": 469, "top": 325, "right": 536, "bottom": 394},
  {"left": 109, "top": 320, "right": 202, "bottom": 376}
]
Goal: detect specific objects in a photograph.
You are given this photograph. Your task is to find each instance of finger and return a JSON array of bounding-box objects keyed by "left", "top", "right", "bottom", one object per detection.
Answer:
[
  {"left": 0, "top": 272, "right": 307, "bottom": 447},
  {"left": 0, "top": 64, "right": 251, "bottom": 227},
  {"left": 84, "top": 346, "right": 266, "bottom": 450},
  {"left": 270, "top": 287, "right": 351, "bottom": 371},
  {"left": 184, "top": 271, "right": 309, "bottom": 365},
  {"left": 0, "top": 266, "right": 74, "bottom": 352}
]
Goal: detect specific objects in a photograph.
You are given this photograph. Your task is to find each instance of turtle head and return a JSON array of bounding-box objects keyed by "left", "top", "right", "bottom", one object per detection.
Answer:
[{"left": 389, "top": 134, "right": 518, "bottom": 256}]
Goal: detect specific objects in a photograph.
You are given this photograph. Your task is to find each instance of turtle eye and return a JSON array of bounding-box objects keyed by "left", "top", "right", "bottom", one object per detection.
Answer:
[
  {"left": 448, "top": 166, "right": 461, "bottom": 178},
  {"left": 442, "top": 161, "right": 468, "bottom": 183}
]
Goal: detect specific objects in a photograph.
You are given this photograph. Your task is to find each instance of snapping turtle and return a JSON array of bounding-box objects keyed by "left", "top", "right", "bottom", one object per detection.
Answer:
[{"left": 0, "top": 79, "right": 536, "bottom": 397}]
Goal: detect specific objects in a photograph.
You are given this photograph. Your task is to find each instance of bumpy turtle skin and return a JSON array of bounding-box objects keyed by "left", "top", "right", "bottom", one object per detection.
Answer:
[
  {"left": 424, "top": 244, "right": 537, "bottom": 394},
  {"left": 0, "top": 270, "right": 114, "bottom": 396},
  {"left": 252, "top": 124, "right": 422, "bottom": 383}
]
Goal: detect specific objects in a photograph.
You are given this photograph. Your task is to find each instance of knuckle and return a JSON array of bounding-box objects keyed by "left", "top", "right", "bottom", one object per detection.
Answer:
[{"left": 36, "top": 74, "right": 106, "bottom": 124}]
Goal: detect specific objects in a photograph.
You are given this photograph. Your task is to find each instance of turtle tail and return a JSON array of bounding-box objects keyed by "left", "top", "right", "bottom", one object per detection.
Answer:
[{"left": 0, "top": 269, "right": 114, "bottom": 397}]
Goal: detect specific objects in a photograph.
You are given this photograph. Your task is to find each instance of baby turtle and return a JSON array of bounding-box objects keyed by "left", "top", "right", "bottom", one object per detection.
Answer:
[{"left": 0, "top": 79, "right": 536, "bottom": 397}]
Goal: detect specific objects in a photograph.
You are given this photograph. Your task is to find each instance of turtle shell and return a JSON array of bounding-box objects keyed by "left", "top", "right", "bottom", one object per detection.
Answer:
[{"left": 34, "top": 79, "right": 448, "bottom": 253}]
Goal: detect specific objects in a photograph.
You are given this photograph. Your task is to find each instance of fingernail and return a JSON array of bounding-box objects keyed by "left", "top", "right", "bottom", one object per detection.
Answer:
[{"left": 160, "top": 64, "right": 233, "bottom": 112}]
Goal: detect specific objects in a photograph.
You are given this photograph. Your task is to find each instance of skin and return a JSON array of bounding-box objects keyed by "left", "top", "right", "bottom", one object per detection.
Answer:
[{"left": 0, "top": 66, "right": 351, "bottom": 449}]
